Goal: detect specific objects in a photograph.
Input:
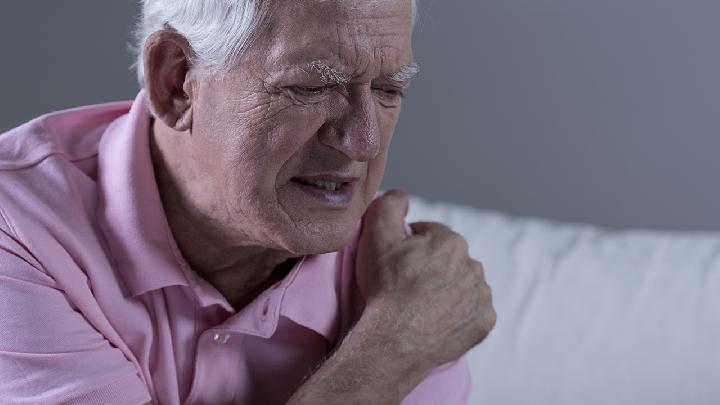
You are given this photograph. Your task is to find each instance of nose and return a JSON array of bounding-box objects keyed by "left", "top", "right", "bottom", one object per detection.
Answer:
[{"left": 317, "top": 87, "right": 381, "bottom": 162}]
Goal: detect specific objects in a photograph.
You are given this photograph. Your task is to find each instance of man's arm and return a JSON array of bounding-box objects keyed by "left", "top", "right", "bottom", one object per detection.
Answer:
[
  {"left": 289, "top": 311, "right": 431, "bottom": 404},
  {"left": 0, "top": 220, "right": 151, "bottom": 404},
  {"left": 289, "top": 191, "right": 496, "bottom": 404}
]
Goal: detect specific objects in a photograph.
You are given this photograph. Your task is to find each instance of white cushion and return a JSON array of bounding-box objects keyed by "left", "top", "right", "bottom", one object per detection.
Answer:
[{"left": 406, "top": 195, "right": 720, "bottom": 405}]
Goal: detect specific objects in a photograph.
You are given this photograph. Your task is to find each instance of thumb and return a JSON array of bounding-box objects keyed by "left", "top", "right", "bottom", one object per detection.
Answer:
[{"left": 359, "top": 189, "right": 409, "bottom": 248}]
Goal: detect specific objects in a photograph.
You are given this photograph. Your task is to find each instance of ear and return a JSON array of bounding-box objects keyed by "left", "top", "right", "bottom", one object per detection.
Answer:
[{"left": 143, "top": 30, "right": 196, "bottom": 131}]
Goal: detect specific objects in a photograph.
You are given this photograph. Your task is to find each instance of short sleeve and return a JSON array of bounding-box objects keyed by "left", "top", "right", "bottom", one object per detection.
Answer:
[
  {"left": 0, "top": 222, "right": 151, "bottom": 404},
  {"left": 401, "top": 355, "right": 472, "bottom": 405}
]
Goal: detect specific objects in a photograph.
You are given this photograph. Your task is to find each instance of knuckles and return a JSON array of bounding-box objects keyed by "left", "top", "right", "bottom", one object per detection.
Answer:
[
  {"left": 444, "top": 231, "right": 469, "bottom": 255},
  {"left": 423, "top": 229, "right": 470, "bottom": 260}
]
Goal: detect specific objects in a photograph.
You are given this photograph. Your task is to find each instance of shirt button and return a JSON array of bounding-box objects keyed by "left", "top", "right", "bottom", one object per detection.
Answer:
[{"left": 212, "top": 333, "right": 230, "bottom": 344}]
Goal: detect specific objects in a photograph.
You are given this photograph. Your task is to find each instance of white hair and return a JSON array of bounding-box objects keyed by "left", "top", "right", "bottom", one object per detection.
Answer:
[{"left": 133, "top": 0, "right": 419, "bottom": 87}]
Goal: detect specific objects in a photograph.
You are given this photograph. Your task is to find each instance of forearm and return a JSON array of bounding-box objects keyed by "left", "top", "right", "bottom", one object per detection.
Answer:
[{"left": 287, "top": 309, "right": 428, "bottom": 405}]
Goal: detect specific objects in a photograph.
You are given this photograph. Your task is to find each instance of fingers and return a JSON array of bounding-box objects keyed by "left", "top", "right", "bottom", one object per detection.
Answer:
[
  {"left": 409, "top": 221, "right": 453, "bottom": 236},
  {"left": 410, "top": 221, "right": 471, "bottom": 261},
  {"left": 360, "top": 189, "right": 410, "bottom": 247},
  {"left": 469, "top": 258, "right": 485, "bottom": 277}
]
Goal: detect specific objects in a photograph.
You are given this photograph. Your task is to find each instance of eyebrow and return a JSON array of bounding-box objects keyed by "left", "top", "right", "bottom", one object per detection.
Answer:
[
  {"left": 302, "top": 60, "right": 421, "bottom": 85},
  {"left": 388, "top": 62, "right": 420, "bottom": 83},
  {"left": 305, "top": 60, "right": 352, "bottom": 86}
]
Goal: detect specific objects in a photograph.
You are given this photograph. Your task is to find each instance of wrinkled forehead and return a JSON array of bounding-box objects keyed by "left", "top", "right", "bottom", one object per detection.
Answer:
[
  {"left": 279, "top": 0, "right": 413, "bottom": 21},
  {"left": 254, "top": 0, "right": 414, "bottom": 78}
]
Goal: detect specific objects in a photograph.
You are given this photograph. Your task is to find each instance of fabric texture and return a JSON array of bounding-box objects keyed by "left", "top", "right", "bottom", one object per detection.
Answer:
[{"left": 0, "top": 92, "right": 470, "bottom": 405}]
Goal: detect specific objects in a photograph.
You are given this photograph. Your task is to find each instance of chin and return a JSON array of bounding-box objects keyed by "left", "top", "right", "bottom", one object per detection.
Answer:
[{"left": 277, "top": 218, "right": 359, "bottom": 256}]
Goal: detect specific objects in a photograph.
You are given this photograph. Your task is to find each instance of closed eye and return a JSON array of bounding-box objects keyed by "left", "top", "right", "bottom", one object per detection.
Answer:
[
  {"left": 372, "top": 87, "right": 405, "bottom": 106},
  {"left": 290, "top": 85, "right": 334, "bottom": 97},
  {"left": 375, "top": 88, "right": 404, "bottom": 98}
]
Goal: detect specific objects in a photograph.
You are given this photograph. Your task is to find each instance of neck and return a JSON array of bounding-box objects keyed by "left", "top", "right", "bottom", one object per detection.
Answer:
[{"left": 149, "top": 119, "right": 297, "bottom": 310}]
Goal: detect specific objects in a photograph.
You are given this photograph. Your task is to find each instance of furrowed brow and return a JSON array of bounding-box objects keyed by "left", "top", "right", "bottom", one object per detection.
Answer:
[
  {"left": 304, "top": 60, "right": 352, "bottom": 86},
  {"left": 388, "top": 62, "right": 420, "bottom": 83}
]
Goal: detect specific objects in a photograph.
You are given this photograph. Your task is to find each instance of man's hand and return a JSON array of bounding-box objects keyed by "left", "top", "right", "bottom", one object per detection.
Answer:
[
  {"left": 287, "top": 190, "right": 496, "bottom": 405},
  {"left": 355, "top": 189, "right": 496, "bottom": 379}
]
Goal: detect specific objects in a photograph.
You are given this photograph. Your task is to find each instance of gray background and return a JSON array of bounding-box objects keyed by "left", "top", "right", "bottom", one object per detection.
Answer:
[{"left": 1, "top": 1, "right": 718, "bottom": 231}]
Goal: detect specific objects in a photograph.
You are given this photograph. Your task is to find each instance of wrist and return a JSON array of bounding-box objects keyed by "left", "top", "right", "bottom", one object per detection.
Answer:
[
  {"left": 349, "top": 303, "right": 433, "bottom": 396},
  {"left": 287, "top": 306, "right": 430, "bottom": 404}
]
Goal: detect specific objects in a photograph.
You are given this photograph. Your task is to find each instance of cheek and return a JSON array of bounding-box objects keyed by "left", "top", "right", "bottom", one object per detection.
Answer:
[
  {"left": 362, "top": 113, "right": 397, "bottom": 202},
  {"left": 378, "top": 112, "right": 399, "bottom": 151},
  {"left": 365, "top": 156, "right": 389, "bottom": 201},
  {"left": 237, "top": 106, "right": 328, "bottom": 196},
  {"left": 199, "top": 88, "right": 315, "bottom": 169}
]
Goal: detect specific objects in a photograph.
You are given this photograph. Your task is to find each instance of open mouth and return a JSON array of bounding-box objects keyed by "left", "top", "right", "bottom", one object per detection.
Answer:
[
  {"left": 291, "top": 177, "right": 350, "bottom": 192},
  {"left": 290, "top": 176, "right": 356, "bottom": 206}
]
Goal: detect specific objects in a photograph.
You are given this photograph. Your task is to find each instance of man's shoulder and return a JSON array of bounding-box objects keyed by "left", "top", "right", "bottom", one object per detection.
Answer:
[
  {"left": 0, "top": 100, "right": 133, "bottom": 268},
  {"left": 0, "top": 100, "right": 132, "bottom": 171},
  {"left": 0, "top": 99, "right": 133, "bottom": 207}
]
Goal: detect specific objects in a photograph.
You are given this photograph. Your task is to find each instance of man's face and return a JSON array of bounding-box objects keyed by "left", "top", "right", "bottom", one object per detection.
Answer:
[{"left": 182, "top": 0, "right": 415, "bottom": 255}]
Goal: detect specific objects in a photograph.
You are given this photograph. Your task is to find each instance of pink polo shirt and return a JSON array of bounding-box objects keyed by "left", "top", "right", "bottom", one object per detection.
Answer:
[{"left": 0, "top": 91, "right": 470, "bottom": 404}]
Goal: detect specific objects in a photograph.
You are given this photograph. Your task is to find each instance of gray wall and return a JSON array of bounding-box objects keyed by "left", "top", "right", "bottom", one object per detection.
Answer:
[
  {"left": 2, "top": 1, "right": 718, "bottom": 231},
  {"left": 0, "top": 1, "right": 140, "bottom": 119}
]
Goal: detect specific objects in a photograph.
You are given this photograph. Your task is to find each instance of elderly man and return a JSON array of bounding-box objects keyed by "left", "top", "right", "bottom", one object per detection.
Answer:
[{"left": 0, "top": 0, "right": 495, "bottom": 403}]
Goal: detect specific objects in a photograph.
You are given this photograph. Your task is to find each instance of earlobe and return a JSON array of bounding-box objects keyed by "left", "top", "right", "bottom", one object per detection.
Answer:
[
  {"left": 173, "top": 103, "right": 193, "bottom": 132},
  {"left": 143, "top": 30, "right": 195, "bottom": 132}
]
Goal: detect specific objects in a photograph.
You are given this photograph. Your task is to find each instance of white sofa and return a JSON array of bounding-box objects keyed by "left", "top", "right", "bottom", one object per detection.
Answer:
[{"left": 406, "top": 195, "right": 720, "bottom": 405}]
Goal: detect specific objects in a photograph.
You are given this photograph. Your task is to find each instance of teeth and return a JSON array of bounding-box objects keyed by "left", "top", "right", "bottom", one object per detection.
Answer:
[{"left": 306, "top": 180, "right": 341, "bottom": 191}]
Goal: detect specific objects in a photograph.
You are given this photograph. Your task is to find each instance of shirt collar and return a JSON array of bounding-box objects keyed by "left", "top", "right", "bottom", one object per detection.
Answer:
[
  {"left": 219, "top": 233, "right": 362, "bottom": 343},
  {"left": 96, "top": 90, "right": 192, "bottom": 298},
  {"left": 278, "top": 251, "right": 353, "bottom": 343}
]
